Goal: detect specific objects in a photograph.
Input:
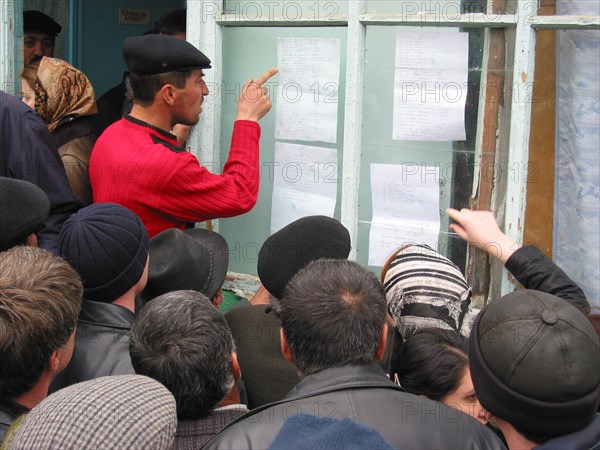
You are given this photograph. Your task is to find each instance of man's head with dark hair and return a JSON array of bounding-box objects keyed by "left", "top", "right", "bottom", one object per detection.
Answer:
[
  {"left": 129, "top": 71, "right": 191, "bottom": 107},
  {"left": 0, "top": 246, "right": 82, "bottom": 400},
  {"left": 130, "top": 290, "right": 236, "bottom": 420},
  {"left": 275, "top": 259, "right": 387, "bottom": 376},
  {"left": 122, "top": 34, "right": 211, "bottom": 119},
  {"left": 155, "top": 9, "right": 186, "bottom": 38},
  {"left": 23, "top": 10, "right": 61, "bottom": 65}
]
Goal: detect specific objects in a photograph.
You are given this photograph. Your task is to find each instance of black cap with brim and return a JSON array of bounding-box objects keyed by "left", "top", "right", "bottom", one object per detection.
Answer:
[
  {"left": 141, "top": 228, "right": 229, "bottom": 304},
  {"left": 24, "top": 10, "right": 62, "bottom": 35},
  {"left": 122, "top": 34, "right": 211, "bottom": 76}
]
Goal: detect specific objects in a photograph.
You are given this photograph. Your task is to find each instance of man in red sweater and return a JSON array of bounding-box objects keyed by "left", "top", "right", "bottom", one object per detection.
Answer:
[{"left": 90, "top": 34, "right": 277, "bottom": 237}]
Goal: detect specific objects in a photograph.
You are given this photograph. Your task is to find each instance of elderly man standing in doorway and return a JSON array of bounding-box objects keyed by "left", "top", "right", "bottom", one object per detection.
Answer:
[
  {"left": 23, "top": 10, "right": 61, "bottom": 65},
  {"left": 91, "top": 34, "right": 277, "bottom": 237}
]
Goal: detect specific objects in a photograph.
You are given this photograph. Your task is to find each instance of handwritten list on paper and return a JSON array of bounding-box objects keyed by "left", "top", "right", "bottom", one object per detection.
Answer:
[
  {"left": 368, "top": 164, "right": 441, "bottom": 266},
  {"left": 393, "top": 31, "right": 469, "bottom": 141},
  {"left": 275, "top": 37, "right": 340, "bottom": 143},
  {"left": 270, "top": 142, "right": 338, "bottom": 233}
]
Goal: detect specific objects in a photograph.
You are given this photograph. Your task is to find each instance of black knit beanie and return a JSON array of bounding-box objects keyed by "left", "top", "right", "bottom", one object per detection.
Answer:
[
  {"left": 257, "top": 216, "right": 351, "bottom": 299},
  {"left": 59, "top": 203, "right": 149, "bottom": 302},
  {"left": 469, "top": 289, "right": 600, "bottom": 438}
]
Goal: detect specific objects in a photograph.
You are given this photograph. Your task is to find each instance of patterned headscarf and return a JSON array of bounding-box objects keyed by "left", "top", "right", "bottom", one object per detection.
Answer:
[
  {"left": 34, "top": 57, "right": 97, "bottom": 132},
  {"left": 382, "top": 244, "right": 472, "bottom": 338}
]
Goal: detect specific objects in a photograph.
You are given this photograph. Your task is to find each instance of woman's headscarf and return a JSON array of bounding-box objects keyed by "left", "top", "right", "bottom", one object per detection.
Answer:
[
  {"left": 34, "top": 57, "right": 97, "bottom": 132},
  {"left": 381, "top": 244, "right": 472, "bottom": 338}
]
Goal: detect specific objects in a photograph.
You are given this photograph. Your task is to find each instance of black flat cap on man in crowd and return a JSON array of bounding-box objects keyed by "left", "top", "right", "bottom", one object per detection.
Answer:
[
  {"left": 23, "top": 10, "right": 62, "bottom": 35},
  {"left": 122, "top": 34, "right": 211, "bottom": 76},
  {"left": 0, "top": 177, "right": 50, "bottom": 251}
]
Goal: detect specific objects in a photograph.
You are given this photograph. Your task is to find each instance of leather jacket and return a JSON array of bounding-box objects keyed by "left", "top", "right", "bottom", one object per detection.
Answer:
[
  {"left": 506, "top": 245, "right": 589, "bottom": 310},
  {"left": 205, "top": 363, "right": 505, "bottom": 449},
  {"left": 50, "top": 300, "right": 135, "bottom": 392}
]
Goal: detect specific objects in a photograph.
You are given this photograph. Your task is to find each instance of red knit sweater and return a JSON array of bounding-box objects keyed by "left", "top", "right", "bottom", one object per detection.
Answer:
[{"left": 90, "top": 115, "right": 260, "bottom": 237}]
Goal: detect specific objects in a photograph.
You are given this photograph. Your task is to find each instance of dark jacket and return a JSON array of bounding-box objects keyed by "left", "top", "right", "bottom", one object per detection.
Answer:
[
  {"left": 225, "top": 306, "right": 403, "bottom": 409},
  {"left": 50, "top": 300, "right": 135, "bottom": 392},
  {"left": 52, "top": 115, "right": 97, "bottom": 205},
  {"left": 93, "top": 76, "right": 132, "bottom": 138},
  {"left": 0, "top": 91, "right": 80, "bottom": 254},
  {"left": 535, "top": 415, "right": 600, "bottom": 450},
  {"left": 506, "top": 245, "right": 589, "bottom": 310},
  {"left": 204, "top": 363, "right": 505, "bottom": 449}
]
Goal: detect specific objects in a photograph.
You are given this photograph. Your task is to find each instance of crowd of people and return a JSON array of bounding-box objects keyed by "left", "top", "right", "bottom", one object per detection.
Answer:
[{"left": 1, "top": 8, "right": 599, "bottom": 450}]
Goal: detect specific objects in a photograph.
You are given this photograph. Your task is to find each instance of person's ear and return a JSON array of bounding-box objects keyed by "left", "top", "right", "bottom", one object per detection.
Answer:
[
  {"left": 280, "top": 328, "right": 294, "bottom": 363},
  {"left": 212, "top": 289, "right": 223, "bottom": 308},
  {"left": 375, "top": 323, "right": 388, "bottom": 361},
  {"left": 48, "top": 350, "right": 61, "bottom": 372},
  {"left": 231, "top": 352, "right": 241, "bottom": 380},
  {"left": 161, "top": 85, "right": 177, "bottom": 105},
  {"left": 26, "top": 233, "right": 38, "bottom": 247}
]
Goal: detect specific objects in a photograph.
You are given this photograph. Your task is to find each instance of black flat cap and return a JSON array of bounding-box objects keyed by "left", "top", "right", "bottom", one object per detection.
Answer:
[
  {"left": 24, "top": 10, "right": 62, "bottom": 35},
  {"left": 122, "top": 34, "right": 211, "bottom": 76},
  {"left": 0, "top": 177, "right": 50, "bottom": 251}
]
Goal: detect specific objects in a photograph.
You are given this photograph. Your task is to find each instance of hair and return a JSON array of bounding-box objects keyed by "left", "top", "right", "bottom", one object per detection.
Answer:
[
  {"left": 20, "top": 61, "right": 40, "bottom": 90},
  {"left": 275, "top": 259, "right": 387, "bottom": 376},
  {"left": 155, "top": 9, "right": 186, "bottom": 36},
  {"left": 0, "top": 246, "right": 82, "bottom": 399},
  {"left": 394, "top": 328, "right": 469, "bottom": 401},
  {"left": 129, "top": 70, "right": 192, "bottom": 106},
  {"left": 129, "top": 290, "right": 235, "bottom": 420}
]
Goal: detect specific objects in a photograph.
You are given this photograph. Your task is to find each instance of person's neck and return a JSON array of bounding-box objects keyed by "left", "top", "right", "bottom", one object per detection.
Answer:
[
  {"left": 499, "top": 421, "right": 537, "bottom": 450},
  {"left": 130, "top": 104, "right": 172, "bottom": 134},
  {"left": 111, "top": 287, "right": 137, "bottom": 313},
  {"left": 14, "top": 372, "right": 52, "bottom": 410},
  {"left": 216, "top": 385, "right": 242, "bottom": 408}
]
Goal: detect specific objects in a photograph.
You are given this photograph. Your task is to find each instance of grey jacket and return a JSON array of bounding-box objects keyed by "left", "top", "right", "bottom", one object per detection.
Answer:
[{"left": 205, "top": 363, "right": 505, "bottom": 449}]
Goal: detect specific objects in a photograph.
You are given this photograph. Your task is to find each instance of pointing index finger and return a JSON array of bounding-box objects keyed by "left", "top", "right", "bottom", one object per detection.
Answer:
[{"left": 255, "top": 67, "right": 279, "bottom": 86}]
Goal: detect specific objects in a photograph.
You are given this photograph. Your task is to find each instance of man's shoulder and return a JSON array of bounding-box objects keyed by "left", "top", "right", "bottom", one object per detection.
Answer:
[{"left": 206, "top": 385, "right": 504, "bottom": 450}]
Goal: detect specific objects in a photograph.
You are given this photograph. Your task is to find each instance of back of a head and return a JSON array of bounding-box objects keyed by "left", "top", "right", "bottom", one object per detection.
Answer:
[
  {"left": 58, "top": 203, "right": 149, "bottom": 302},
  {"left": 0, "top": 246, "right": 82, "bottom": 400},
  {"left": 9, "top": 375, "right": 177, "bottom": 449},
  {"left": 382, "top": 244, "right": 472, "bottom": 338},
  {"left": 470, "top": 289, "right": 600, "bottom": 441},
  {"left": 396, "top": 328, "right": 468, "bottom": 401},
  {"left": 155, "top": 8, "right": 186, "bottom": 36},
  {"left": 130, "top": 290, "right": 235, "bottom": 420},
  {"left": 277, "top": 259, "right": 386, "bottom": 375},
  {"left": 0, "top": 177, "right": 50, "bottom": 251},
  {"left": 258, "top": 215, "right": 352, "bottom": 299}
]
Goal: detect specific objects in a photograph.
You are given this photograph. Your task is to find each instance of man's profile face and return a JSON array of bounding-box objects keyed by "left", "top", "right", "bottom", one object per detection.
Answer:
[
  {"left": 173, "top": 70, "right": 209, "bottom": 126},
  {"left": 24, "top": 31, "right": 55, "bottom": 65}
]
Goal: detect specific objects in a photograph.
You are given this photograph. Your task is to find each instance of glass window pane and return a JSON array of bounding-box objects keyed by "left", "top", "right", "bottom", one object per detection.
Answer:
[
  {"left": 219, "top": 26, "right": 347, "bottom": 275},
  {"left": 358, "top": 25, "right": 515, "bottom": 287},
  {"left": 223, "top": 1, "right": 348, "bottom": 20},
  {"left": 365, "top": 0, "right": 512, "bottom": 15}
]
